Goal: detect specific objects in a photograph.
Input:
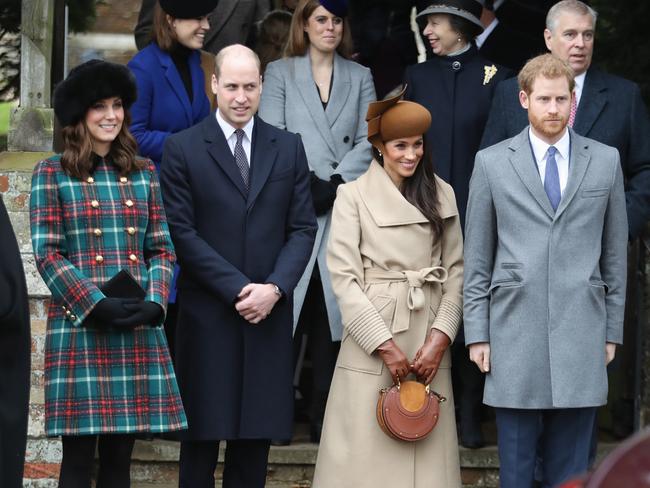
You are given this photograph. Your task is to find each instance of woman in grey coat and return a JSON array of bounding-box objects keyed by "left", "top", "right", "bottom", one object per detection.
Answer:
[{"left": 259, "top": 0, "right": 375, "bottom": 441}]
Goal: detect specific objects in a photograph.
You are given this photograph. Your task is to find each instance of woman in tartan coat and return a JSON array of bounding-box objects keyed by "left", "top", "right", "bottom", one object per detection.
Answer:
[{"left": 30, "top": 60, "right": 186, "bottom": 488}]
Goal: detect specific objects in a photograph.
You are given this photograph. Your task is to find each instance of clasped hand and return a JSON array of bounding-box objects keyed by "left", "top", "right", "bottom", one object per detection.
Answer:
[
  {"left": 377, "top": 330, "right": 451, "bottom": 385},
  {"left": 235, "top": 283, "right": 280, "bottom": 325},
  {"left": 88, "top": 297, "right": 163, "bottom": 329}
]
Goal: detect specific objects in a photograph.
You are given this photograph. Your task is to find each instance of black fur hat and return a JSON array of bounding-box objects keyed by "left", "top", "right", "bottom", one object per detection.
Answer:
[
  {"left": 159, "top": 0, "right": 219, "bottom": 18},
  {"left": 53, "top": 59, "right": 137, "bottom": 128}
]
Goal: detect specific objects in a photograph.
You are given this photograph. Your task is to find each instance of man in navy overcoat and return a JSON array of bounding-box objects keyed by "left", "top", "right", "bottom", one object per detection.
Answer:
[
  {"left": 480, "top": 0, "right": 650, "bottom": 239},
  {"left": 160, "top": 44, "right": 317, "bottom": 488}
]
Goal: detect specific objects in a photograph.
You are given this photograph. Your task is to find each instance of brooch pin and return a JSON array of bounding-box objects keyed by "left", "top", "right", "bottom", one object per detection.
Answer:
[{"left": 483, "top": 65, "right": 498, "bottom": 85}]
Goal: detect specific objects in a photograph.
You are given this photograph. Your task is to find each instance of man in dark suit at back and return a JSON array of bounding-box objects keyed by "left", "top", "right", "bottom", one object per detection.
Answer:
[
  {"left": 481, "top": 0, "right": 650, "bottom": 239},
  {"left": 160, "top": 44, "right": 317, "bottom": 488}
]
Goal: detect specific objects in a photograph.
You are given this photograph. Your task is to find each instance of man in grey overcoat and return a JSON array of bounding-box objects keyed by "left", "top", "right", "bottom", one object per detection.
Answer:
[{"left": 463, "top": 53, "right": 627, "bottom": 488}]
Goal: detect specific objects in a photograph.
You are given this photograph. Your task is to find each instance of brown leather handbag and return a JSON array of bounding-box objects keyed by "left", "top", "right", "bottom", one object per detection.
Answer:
[{"left": 376, "top": 379, "right": 446, "bottom": 442}]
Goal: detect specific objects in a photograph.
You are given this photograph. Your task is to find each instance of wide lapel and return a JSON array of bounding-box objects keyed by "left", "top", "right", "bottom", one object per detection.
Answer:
[
  {"left": 358, "top": 161, "right": 429, "bottom": 226},
  {"left": 155, "top": 46, "right": 193, "bottom": 125},
  {"left": 573, "top": 68, "right": 607, "bottom": 136},
  {"left": 507, "top": 128, "right": 555, "bottom": 219},
  {"left": 203, "top": 0, "right": 237, "bottom": 48},
  {"left": 203, "top": 114, "right": 248, "bottom": 199},
  {"left": 294, "top": 54, "right": 338, "bottom": 155},
  {"left": 554, "top": 129, "right": 591, "bottom": 219},
  {"left": 247, "top": 117, "right": 279, "bottom": 209},
  {"left": 325, "top": 53, "right": 351, "bottom": 127}
]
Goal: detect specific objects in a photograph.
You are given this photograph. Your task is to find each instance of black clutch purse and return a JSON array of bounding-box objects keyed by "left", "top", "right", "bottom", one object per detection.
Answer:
[{"left": 101, "top": 269, "right": 146, "bottom": 299}]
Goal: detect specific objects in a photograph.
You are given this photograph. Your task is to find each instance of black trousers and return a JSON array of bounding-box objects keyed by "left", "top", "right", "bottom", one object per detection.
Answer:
[
  {"left": 59, "top": 435, "right": 135, "bottom": 488},
  {"left": 178, "top": 439, "right": 271, "bottom": 488}
]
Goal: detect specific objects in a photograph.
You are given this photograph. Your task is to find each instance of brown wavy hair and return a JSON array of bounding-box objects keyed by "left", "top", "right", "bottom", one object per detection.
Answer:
[
  {"left": 285, "top": 0, "right": 353, "bottom": 58},
  {"left": 372, "top": 137, "right": 444, "bottom": 239},
  {"left": 60, "top": 110, "right": 144, "bottom": 179}
]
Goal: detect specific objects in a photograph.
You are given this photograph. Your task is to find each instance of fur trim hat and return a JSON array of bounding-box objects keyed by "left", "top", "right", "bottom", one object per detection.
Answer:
[
  {"left": 53, "top": 59, "right": 137, "bottom": 128},
  {"left": 366, "top": 87, "right": 432, "bottom": 151},
  {"left": 159, "top": 0, "right": 219, "bottom": 18}
]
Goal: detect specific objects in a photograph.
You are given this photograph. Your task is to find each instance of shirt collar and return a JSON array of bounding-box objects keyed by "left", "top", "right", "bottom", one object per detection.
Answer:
[
  {"left": 574, "top": 71, "right": 586, "bottom": 91},
  {"left": 528, "top": 126, "right": 571, "bottom": 163},
  {"left": 215, "top": 109, "right": 255, "bottom": 143}
]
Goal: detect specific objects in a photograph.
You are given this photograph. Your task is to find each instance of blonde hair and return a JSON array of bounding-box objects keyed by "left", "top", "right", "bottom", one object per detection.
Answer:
[{"left": 518, "top": 54, "right": 575, "bottom": 95}]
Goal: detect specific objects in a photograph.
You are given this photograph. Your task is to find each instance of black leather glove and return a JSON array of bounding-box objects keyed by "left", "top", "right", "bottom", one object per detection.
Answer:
[
  {"left": 112, "top": 301, "right": 164, "bottom": 329},
  {"left": 87, "top": 297, "right": 141, "bottom": 328},
  {"left": 310, "top": 172, "right": 337, "bottom": 216}
]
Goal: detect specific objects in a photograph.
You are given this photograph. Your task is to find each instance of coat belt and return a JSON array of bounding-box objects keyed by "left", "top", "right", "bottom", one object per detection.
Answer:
[{"left": 364, "top": 267, "right": 448, "bottom": 333}]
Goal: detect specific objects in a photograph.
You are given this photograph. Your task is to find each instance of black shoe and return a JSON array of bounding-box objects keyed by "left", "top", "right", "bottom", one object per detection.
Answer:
[
  {"left": 271, "top": 439, "right": 291, "bottom": 446},
  {"left": 460, "top": 420, "right": 485, "bottom": 449}
]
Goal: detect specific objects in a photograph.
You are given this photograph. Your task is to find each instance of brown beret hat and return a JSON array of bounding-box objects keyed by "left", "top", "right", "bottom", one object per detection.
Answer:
[{"left": 366, "top": 87, "right": 432, "bottom": 150}]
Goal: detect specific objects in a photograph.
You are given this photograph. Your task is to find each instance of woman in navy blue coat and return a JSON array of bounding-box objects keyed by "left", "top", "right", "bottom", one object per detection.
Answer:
[
  {"left": 404, "top": 0, "right": 512, "bottom": 450},
  {"left": 128, "top": 0, "right": 216, "bottom": 168}
]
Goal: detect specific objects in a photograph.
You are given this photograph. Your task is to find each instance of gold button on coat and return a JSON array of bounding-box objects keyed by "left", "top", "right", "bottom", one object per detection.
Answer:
[
  {"left": 93, "top": 228, "right": 102, "bottom": 237},
  {"left": 120, "top": 176, "right": 128, "bottom": 183},
  {"left": 95, "top": 255, "right": 104, "bottom": 263},
  {"left": 91, "top": 200, "right": 99, "bottom": 208},
  {"left": 129, "top": 254, "right": 138, "bottom": 262},
  {"left": 125, "top": 199, "right": 134, "bottom": 207},
  {"left": 126, "top": 227, "right": 136, "bottom": 235},
  {"left": 70, "top": 315, "right": 76, "bottom": 321},
  {"left": 65, "top": 310, "right": 71, "bottom": 316},
  {"left": 87, "top": 177, "right": 94, "bottom": 184}
]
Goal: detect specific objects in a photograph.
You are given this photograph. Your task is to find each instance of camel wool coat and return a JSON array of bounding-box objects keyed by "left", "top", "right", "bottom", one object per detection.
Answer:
[{"left": 313, "top": 161, "right": 464, "bottom": 488}]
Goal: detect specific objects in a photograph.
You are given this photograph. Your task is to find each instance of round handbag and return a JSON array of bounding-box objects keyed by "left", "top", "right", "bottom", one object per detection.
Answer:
[{"left": 376, "top": 379, "right": 446, "bottom": 442}]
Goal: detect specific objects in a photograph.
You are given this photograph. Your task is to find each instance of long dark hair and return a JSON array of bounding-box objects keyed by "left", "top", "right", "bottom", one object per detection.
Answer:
[
  {"left": 373, "top": 137, "right": 444, "bottom": 238},
  {"left": 61, "top": 110, "right": 144, "bottom": 179}
]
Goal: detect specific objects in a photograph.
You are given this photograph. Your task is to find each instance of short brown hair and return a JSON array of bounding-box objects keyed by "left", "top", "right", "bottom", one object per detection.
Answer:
[
  {"left": 151, "top": 2, "right": 177, "bottom": 52},
  {"left": 285, "top": 0, "right": 353, "bottom": 58},
  {"left": 518, "top": 54, "right": 575, "bottom": 95}
]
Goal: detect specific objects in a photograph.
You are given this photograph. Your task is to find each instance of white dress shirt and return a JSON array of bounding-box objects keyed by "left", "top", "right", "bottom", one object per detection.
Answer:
[
  {"left": 216, "top": 109, "right": 254, "bottom": 165},
  {"left": 529, "top": 127, "right": 570, "bottom": 195},
  {"left": 574, "top": 71, "right": 586, "bottom": 108}
]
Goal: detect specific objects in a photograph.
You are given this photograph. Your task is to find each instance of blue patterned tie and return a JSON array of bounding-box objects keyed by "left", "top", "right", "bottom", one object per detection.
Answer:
[
  {"left": 544, "top": 146, "right": 561, "bottom": 211},
  {"left": 234, "top": 129, "right": 249, "bottom": 190}
]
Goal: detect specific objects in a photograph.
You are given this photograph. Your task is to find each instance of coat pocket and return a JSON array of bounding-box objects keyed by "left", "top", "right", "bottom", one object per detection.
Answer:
[{"left": 581, "top": 188, "right": 608, "bottom": 198}]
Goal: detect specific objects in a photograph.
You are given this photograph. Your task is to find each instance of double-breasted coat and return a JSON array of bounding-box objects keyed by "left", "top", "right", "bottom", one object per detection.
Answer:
[
  {"left": 259, "top": 52, "right": 376, "bottom": 340},
  {"left": 312, "top": 161, "right": 464, "bottom": 488},
  {"left": 159, "top": 115, "right": 317, "bottom": 440},
  {"left": 128, "top": 42, "right": 211, "bottom": 167},
  {"left": 464, "top": 128, "right": 628, "bottom": 408},
  {"left": 404, "top": 44, "right": 512, "bottom": 227},
  {"left": 30, "top": 155, "right": 186, "bottom": 436},
  {"left": 0, "top": 195, "right": 30, "bottom": 487}
]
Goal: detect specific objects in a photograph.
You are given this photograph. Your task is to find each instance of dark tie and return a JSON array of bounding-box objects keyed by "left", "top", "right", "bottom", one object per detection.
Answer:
[
  {"left": 234, "top": 129, "right": 249, "bottom": 190},
  {"left": 544, "top": 146, "right": 561, "bottom": 211}
]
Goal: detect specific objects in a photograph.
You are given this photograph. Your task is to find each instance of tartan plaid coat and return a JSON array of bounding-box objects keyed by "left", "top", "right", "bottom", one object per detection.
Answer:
[{"left": 30, "top": 154, "right": 187, "bottom": 436}]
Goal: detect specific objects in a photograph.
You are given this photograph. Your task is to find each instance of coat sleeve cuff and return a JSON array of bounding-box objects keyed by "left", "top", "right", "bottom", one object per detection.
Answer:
[
  {"left": 431, "top": 298, "right": 462, "bottom": 342},
  {"left": 345, "top": 304, "right": 393, "bottom": 355}
]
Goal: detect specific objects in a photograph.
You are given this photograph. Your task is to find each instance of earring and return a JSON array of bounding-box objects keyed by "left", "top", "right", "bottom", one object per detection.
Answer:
[
  {"left": 378, "top": 150, "right": 383, "bottom": 157},
  {"left": 457, "top": 37, "right": 462, "bottom": 43}
]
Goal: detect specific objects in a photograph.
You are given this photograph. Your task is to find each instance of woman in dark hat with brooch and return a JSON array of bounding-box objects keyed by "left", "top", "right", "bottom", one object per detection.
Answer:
[
  {"left": 404, "top": 0, "right": 512, "bottom": 449},
  {"left": 259, "top": 0, "right": 375, "bottom": 442},
  {"left": 30, "top": 60, "right": 186, "bottom": 487},
  {"left": 313, "top": 90, "right": 464, "bottom": 487}
]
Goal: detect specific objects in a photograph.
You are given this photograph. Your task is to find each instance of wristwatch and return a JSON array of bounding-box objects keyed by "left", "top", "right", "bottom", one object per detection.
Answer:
[{"left": 270, "top": 283, "right": 283, "bottom": 297}]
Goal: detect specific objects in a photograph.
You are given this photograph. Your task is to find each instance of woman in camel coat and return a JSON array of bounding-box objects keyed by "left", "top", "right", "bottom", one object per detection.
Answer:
[{"left": 313, "top": 92, "right": 464, "bottom": 487}]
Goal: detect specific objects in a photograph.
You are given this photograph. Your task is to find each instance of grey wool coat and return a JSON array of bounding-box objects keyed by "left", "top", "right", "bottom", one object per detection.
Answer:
[
  {"left": 463, "top": 127, "right": 628, "bottom": 409},
  {"left": 259, "top": 52, "right": 376, "bottom": 340}
]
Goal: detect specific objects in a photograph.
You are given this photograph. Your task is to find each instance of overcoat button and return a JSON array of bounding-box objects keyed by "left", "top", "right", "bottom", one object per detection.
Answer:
[
  {"left": 86, "top": 177, "right": 94, "bottom": 184},
  {"left": 452, "top": 61, "right": 461, "bottom": 71},
  {"left": 331, "top": 162, "right": 339, "bottom": 169},
  {"left": 343, "top": 136, "right": 350, "bottom": 143},
  {"left": 91, "top": 200, "right": 99, "bottom": 208},
  {"left": 129, "top": 254, "right": 138, "bottom": 262},
  {"left": 95, "top": 255, "right": 104, "bottom": 263},
  {"left": 70, "top": 315, "right": 76, "bottom": 321},
  {"left": 125, "top": 199, "right": 134, "bottom": 207},
  {"left": 126, "top": 227, "right": 136, "bottom": 235},
  {"left": 120, "top": 176, "right": 128, "bottom": 183},
  {"left": 65, "top": 310, "right": 71, "bottom": 316},
  {"left": 93, "top": 228, "right": 102, "bottom": 237}
]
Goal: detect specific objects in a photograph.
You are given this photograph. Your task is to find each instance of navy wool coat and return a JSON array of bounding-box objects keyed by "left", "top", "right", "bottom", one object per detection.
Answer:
[
  {"left": 160, "top": 114, "right": 317, "bottom": 440},
  {"left": 128, "top": 43, "right": 210, "bottom": 167},
  {"left": 0, "top": 196, "right": 30, "bottom": 488},
  {"left": 480, "top": 67, "right": 650, "bottom": 239},
  {"left": 404, "top": 45, "right": 512, "bottom": 227}
]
